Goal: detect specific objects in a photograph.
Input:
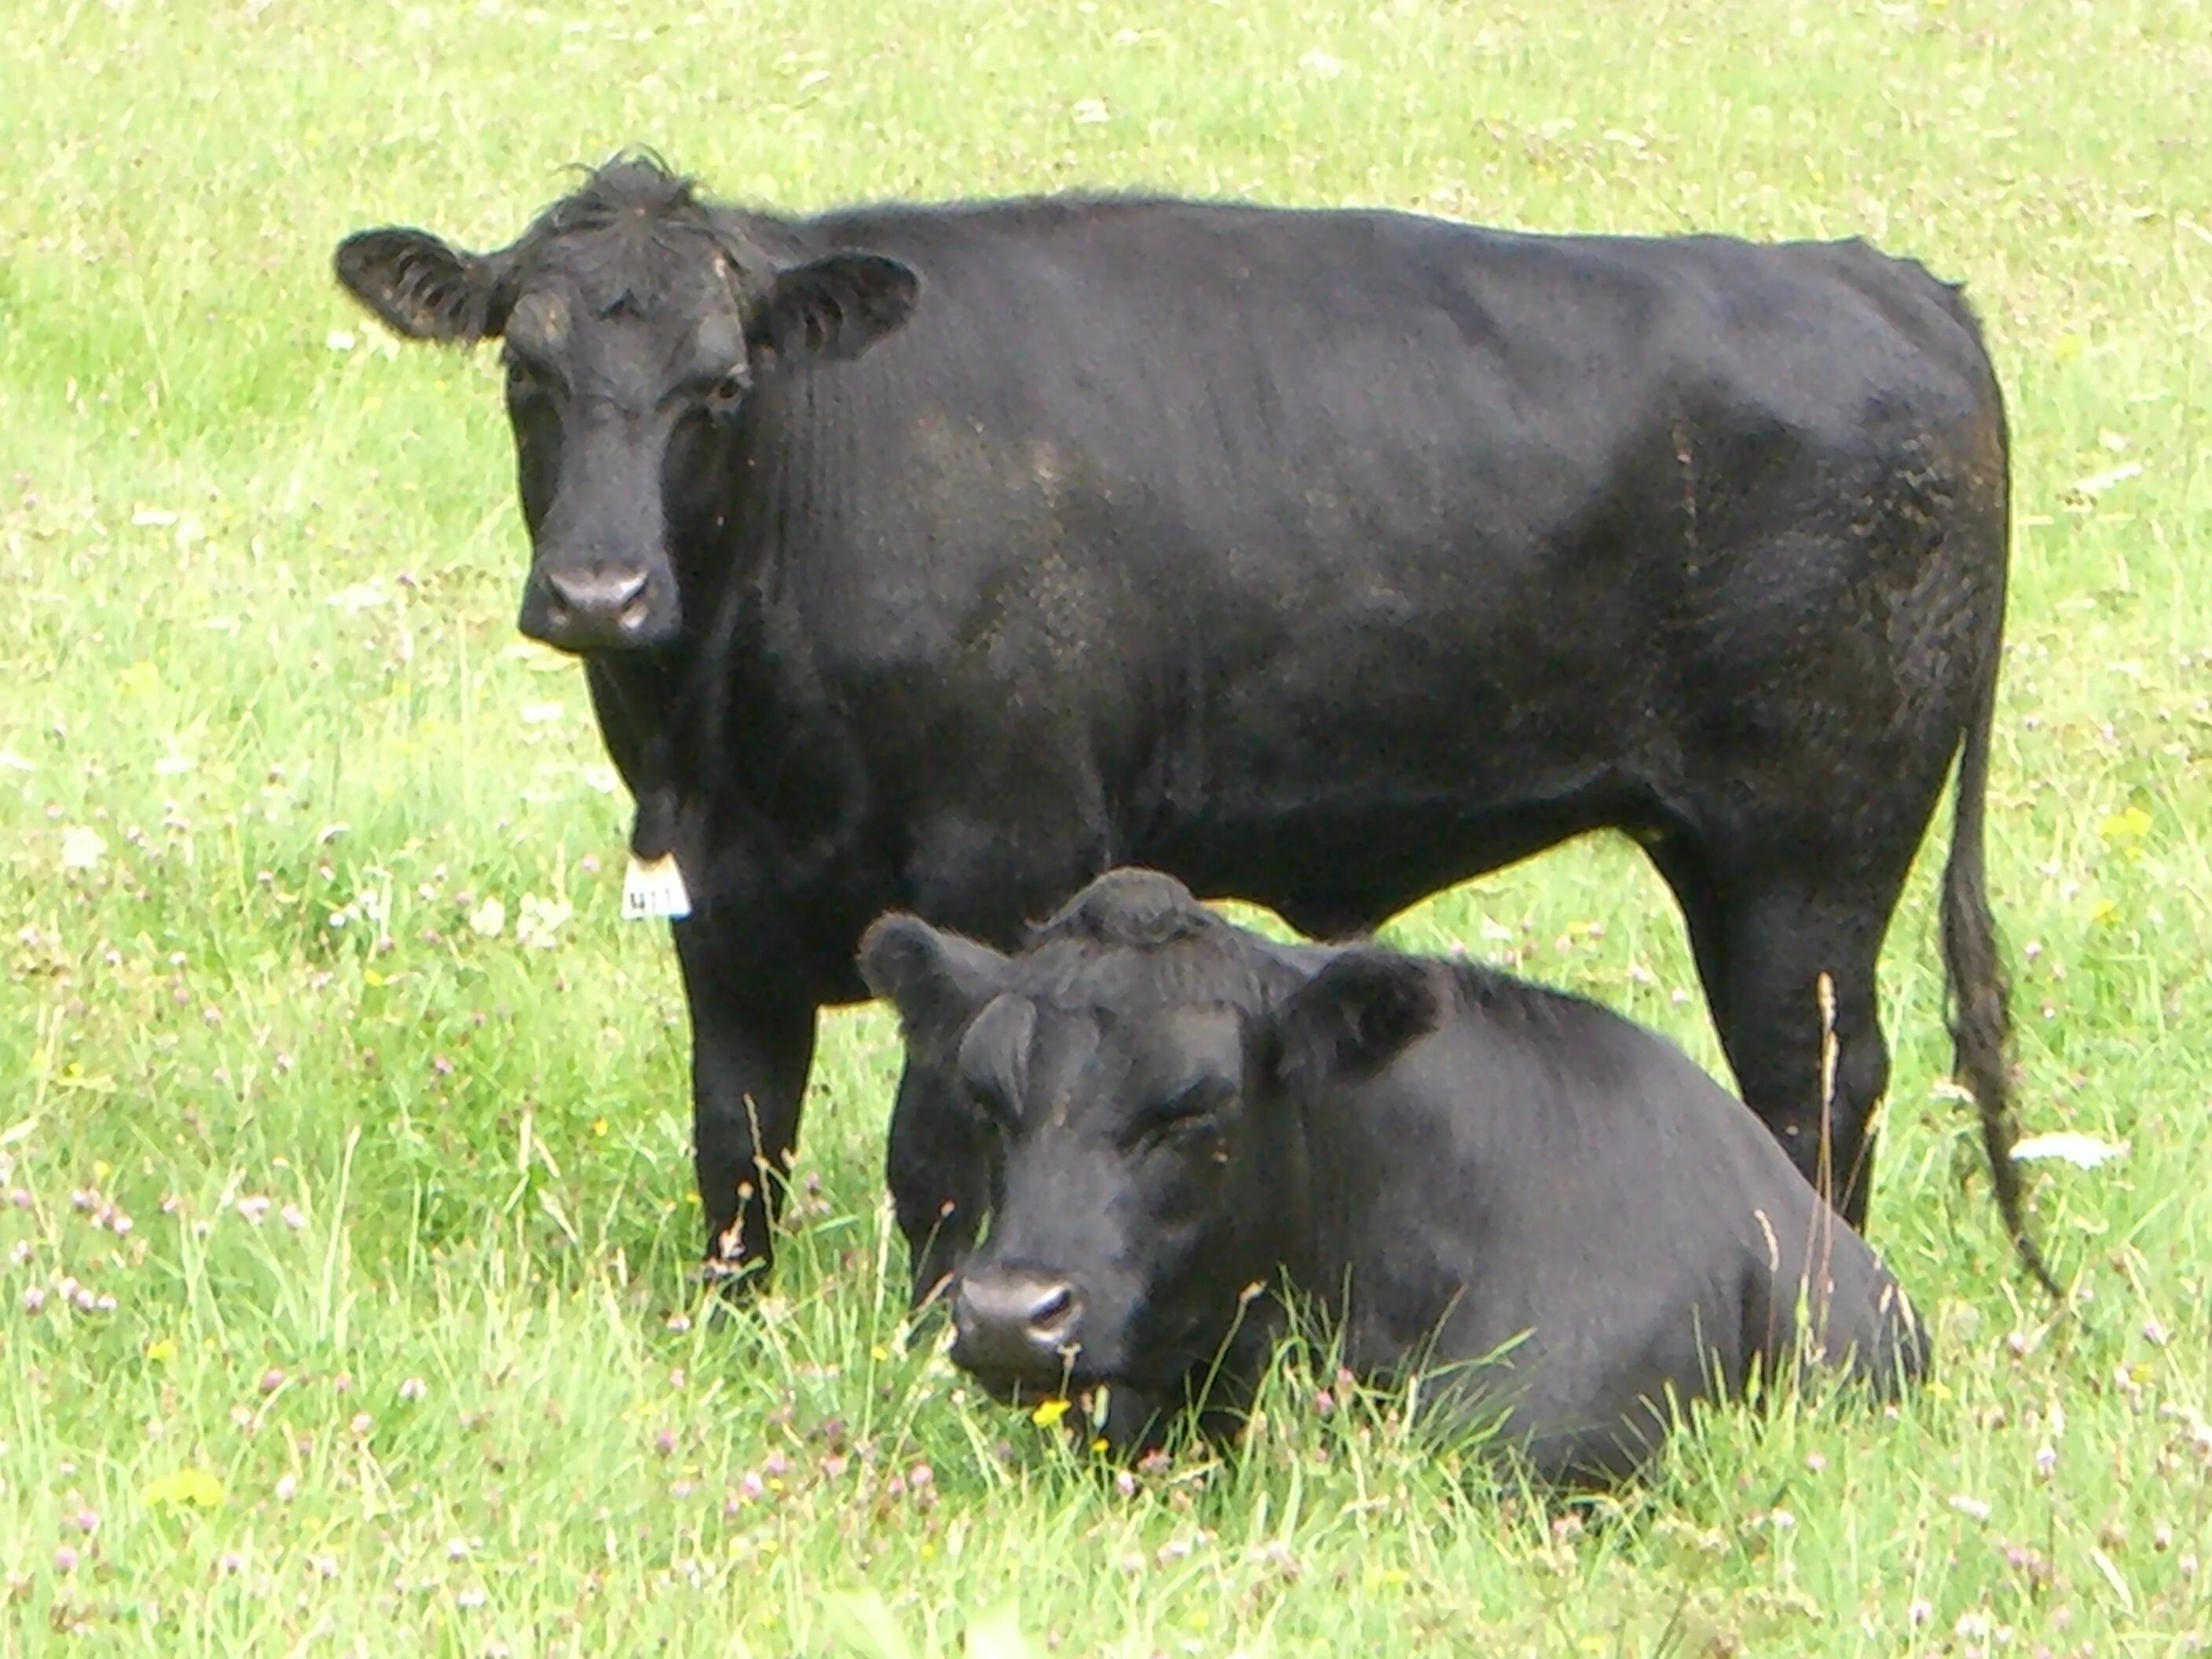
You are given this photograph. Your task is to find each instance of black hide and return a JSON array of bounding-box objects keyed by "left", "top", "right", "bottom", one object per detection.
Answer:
[
  {"left": 862, "top": 870, "right": 1930, "bottom": 1485},
  {"left": 335, "top": 156, "right": 2046, "bottom": 1294}
]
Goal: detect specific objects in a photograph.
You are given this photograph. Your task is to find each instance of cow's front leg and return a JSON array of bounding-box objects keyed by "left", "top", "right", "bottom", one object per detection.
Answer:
[{"left": 672, "top": 921, "right": 818, "bottom": 1291}]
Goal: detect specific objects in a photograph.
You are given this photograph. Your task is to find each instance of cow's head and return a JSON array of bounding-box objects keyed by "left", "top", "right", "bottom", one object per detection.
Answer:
[
  {"left": 333, "top": 154, "right": 920, "bottom": 654},
  {"left": 859, "top": 870, "right": 1442, "bottom": 1450}
]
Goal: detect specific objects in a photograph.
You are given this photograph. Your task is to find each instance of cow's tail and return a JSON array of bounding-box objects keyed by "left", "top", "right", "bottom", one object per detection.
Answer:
[{"left": 1940, "top": 639, "right": 2063, "bottom": 1302}]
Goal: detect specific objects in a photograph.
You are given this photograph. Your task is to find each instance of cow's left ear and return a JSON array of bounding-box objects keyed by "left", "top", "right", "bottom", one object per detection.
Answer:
[
  {"left": 859, "top": 914, "right": 1009, "bottom": 1038},
  {"left": 753, "top": 252, "right": 921, "bottom": 364},
  {"left": 1267, "top": 950, "right": 1441, "bottom": 1087}
]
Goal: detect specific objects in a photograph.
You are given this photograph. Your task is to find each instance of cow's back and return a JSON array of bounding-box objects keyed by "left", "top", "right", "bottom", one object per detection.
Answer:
[{"left": 775, "top": 200, "right": 1998, "bottom": 625}]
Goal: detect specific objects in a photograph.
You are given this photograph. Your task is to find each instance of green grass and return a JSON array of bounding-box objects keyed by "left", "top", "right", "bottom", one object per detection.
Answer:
[{"left": 3, "top": 0, "right": 2209, "bottom": 1650}]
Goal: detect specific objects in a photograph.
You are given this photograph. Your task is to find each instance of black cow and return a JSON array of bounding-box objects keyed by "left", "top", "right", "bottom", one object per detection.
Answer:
[
  {"left": 859, "top": 870, "right": 1929, "bottom": 1481},
  {"left": 333, "top": 153, "right": 2050, "bottom": 1295}
]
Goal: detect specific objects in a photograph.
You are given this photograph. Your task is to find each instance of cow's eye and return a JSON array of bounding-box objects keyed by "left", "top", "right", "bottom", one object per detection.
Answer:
[
  {"left": 1141, "top": 1078, "right": 1234, "bottom": 1144},
  {"left": 704, "top": 368, "right": 749, "bottom": 416}
]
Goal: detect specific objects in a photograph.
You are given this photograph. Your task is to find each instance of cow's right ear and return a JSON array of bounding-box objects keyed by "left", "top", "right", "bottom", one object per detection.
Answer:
[
  {"left": 334, "top": 227, "right": 515, "bottom": 344},
  {"left": 1267, "top": 950, "right": 1441, "bottom": 1088},
  {"left": 859, "top": 914, "right": 1009, "bottom": 1038}
]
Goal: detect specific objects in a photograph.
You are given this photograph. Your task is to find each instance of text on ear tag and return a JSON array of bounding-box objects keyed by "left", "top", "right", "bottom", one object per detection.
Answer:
[{"left": 623, "top": 852, "right": 691, "bottom": 921}]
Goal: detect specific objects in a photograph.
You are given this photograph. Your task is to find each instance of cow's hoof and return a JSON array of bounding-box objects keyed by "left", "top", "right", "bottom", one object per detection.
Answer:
[{"left": 697, "top": 1253, "right": 767, "bottom": 1320}]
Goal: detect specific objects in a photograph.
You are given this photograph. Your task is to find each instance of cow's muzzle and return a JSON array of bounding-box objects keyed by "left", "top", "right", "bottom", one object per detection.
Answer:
[
  {"left": 520, "top": 562, "right": 679, "bottom": 654},
  {"left": 950, "top": 1266, "right": 1086, "bottom": 1385}
]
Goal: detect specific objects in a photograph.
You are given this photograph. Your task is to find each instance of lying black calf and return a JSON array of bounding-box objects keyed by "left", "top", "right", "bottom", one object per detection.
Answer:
[{"left": 860, "top": 869, "right": 1928, "bottom": 1484}]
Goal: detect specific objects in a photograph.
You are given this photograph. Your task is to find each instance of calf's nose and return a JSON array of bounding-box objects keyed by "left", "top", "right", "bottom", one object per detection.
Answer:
[{"left": 950, "top": 1267, "right": 1084, "bottom": 1379}]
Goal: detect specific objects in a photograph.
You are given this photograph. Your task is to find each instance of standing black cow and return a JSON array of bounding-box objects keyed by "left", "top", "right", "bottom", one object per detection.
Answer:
[
  {"left": 333, "top": 153, "right": 2051, "bottom": 1295},
  {"left": 859, "top": 870, "right": 1930, "bottom": 1481}
]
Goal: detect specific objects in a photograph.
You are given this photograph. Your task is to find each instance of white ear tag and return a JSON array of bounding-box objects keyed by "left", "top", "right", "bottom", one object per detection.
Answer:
[{"left": 622, "top": 852, "right": 691, "bottom": 921}]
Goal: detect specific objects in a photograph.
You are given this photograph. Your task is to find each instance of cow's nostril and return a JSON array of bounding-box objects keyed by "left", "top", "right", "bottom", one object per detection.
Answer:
[{"left": 1028, "top": 1283, "right": 1076, "bottom": 1336}]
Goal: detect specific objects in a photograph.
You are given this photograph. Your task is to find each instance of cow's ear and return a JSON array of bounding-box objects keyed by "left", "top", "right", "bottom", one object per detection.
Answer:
[
  {"left": 334, "top": 227, "right": 515, "bottom": 344},
  {"left": 1269, "top": 950, "right": 1441, "bottom": 1086},
  {"left": 859, "top": 914, "right": 1009, "bottom": 1037},
  {"left": 753, "top": 252, "right": 920, "bottom": 364}
]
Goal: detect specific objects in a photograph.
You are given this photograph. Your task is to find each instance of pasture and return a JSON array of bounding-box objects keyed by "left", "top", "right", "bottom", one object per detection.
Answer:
[{"left": 2, "top": 0, "right": 2208, "bottom": 1650}]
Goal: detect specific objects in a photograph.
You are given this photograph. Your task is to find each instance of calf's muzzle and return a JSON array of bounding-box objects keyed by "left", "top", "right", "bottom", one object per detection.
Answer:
[{"left": 950, "top": 1265, "right": 1084, "bottom": 1382}]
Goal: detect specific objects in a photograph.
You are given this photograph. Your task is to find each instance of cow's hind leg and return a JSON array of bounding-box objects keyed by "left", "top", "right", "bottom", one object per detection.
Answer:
[
  {"left": 672, "top": 922, "right": 819, "bottom": 1292},
  {"left": 1650, "top": 839, "right": 1901, "bottom": 1231}
]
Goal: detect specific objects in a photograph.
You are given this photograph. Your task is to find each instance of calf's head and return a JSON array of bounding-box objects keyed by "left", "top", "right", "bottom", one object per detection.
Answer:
[
  {"left": 859, "top": 870, "right": 1444, "bottom": 1448},
  {"left": 333, "top": 154, "right": 919, "bottom": 654}
]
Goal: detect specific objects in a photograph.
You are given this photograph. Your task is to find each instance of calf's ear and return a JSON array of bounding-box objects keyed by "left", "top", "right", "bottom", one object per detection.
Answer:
[
  {"left": 334, "top": 227, "right": 515, "bottom": 344},
  {"left": 1268, "top": 950, "right": 1441, "bottom": 1086},
  {"left": 753, "top": 252, "right": 920, "bottom": 364},
  {"left": 859, "top": 914, "right": 1009, "bottom": 1037}
]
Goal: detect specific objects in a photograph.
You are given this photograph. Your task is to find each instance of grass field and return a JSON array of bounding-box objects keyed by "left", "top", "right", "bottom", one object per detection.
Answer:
[{"left": 4, "top": 0, "right": 2210, "bottom": 1650}]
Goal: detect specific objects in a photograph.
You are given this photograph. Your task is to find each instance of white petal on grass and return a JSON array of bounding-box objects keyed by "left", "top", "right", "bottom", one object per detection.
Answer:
[
  {"left": 521, "top": 701, "right": 565, "bottom": 726},
  {"left": 580, "top": 764, "right": 620, "bottom": 795},
  {"left": 1299, "top": 49, "right": 1345, "bottom": 78},
  {"left": 326, "top": 330, "right": 358, "bottom": 353},
  {"left": 131, "top": 509, "right": 179, "bottom": 528},
  {"left": 467, "top": 897, "right": 507, "bottom": 938},
  {"left": 326, "top": 583, "right": 390, "bottom": 613},
  {"left": 154, "top": 754, "right": 195, "bottom": 778},
  {"left": 515, "top": 893, "right": 573, "bottom": 950},
  {"left": 2070, "top": 461, "right": 2143, "bottom": 497},
  {"left": 0, "top": 749, "right": 34, "bottom": 773},
  {"left": 1071, "top": 97, "right": 1110, "bottom": 125},
  {"left": 62, "top": 827, "right": 108, "bottom": 870},
  {"left": 2011, "top": 1131, "right": 2128, "bottom": 1170}
]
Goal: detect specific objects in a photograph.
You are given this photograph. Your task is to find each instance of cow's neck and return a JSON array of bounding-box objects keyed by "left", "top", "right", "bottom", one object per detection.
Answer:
[
  {"left": 584, "top": 651, "right": 698, "bottom": 862},
  {"left": 580, "top": 550, "right": 867, "bottom": 905}
]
